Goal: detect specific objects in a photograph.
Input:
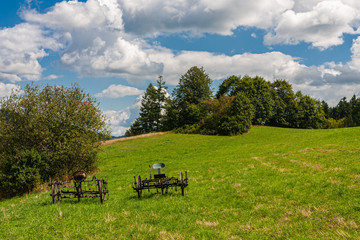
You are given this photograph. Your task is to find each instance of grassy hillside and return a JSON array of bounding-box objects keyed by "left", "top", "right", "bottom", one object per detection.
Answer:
[{"left": 1, "top": 126, "right": 360, "bottom": 239}]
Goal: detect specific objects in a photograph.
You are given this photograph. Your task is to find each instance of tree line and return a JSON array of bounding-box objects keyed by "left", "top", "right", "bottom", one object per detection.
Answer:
[
  {"left": 126, "top": 66, "right": 360, "bottom": 137},
  {"left": 322, "top": 96, "right": 360, "bottom": 128}
]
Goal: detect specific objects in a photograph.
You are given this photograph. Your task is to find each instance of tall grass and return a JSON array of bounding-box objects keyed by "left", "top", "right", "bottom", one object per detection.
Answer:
[{"left": 1, "top": 127, "right": 360, "bottom": 239}]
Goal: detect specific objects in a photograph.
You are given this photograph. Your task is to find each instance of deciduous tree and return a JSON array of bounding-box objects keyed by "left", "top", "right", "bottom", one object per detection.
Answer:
[
  {"left": 0, "top": 84, "right": 110, "bottom": 197},
  {"left": 172, "top": 66, "right": 212, "bottom": 126},
  {"left": 294, "top": 91, "right": 325, "bottom": 129},
  {"left": 217, "top": 75, "right": 274, "bottom": 125},
  {"left": 269, "top": 80, "right": 297, "bottom": 127}
]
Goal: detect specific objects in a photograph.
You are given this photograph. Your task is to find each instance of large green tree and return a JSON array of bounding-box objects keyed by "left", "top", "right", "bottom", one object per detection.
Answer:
[
  {"left": 269, "top": 80, "right": 297, "bottom": 127},
  {"left": 294, "top": 91, "right": 325, "bottom": 129},
  {"left": 0, "top": 84, "right": 110, "bottom": 197},
  {"left": 172, "top": 66, "right": 213, "bottom": 126},
  {"left": 202, "top": 93, "right": 254, "bottom": 135},
  {"left": 217, "top": 75, "right": 274, "bottom": 125},
  {"left": 352, "top": 97, "right": 360, "bottom": 126}
]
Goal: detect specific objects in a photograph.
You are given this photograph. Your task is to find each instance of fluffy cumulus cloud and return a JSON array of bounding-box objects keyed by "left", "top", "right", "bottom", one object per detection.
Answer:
[
  {"left": 22, "top": 0, "right": 163, "bottom": 80},
  {"left": 119, "top": 0, "right": 294, "bottom": 35},
  {"left": 22, "top": 0, "right": 124, "bottom": 31},
  {"left": 0, "top": 23, "right": 62, "bottom": 82},
  {"left": 59, "top": 36, "right": 163, "bottom": 79},
  {"left": 148, "top": 49, "right": 307, "bottom": 84},
  {"left": 265, "top": 1, "right": 360, "bottom": 49},
  {"left": 95, "top": 84, "right": 143, "bottom": 98}
]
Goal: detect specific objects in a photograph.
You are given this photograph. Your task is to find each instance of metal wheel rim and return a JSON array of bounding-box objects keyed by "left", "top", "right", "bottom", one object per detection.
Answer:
[
  {"left": 99, "top": 180, "right": 104, "bottom": 203},
  {"left": 51, "top": 183, "right": 56, "bottom": 203},
  {"left": 137, "top": 175, "right": 142, "bottom": 198},
  {"left": 180, "top": 171, "right": 185, "bottom": 196}
]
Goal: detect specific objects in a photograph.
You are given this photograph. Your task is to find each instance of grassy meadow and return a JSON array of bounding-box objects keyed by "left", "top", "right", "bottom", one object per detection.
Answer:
[{"left": 1, "top": 126, "right": 360, "bottom": 239}]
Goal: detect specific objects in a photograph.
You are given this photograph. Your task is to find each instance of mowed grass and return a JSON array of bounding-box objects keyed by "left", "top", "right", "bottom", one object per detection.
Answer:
[{"left": 1, "top": 126, "right": 360, "bottom": 239}]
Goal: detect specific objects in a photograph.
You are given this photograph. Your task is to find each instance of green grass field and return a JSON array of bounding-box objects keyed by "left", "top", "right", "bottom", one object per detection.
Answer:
[{"left": 1, "top": 126, "right": 360, "bottom": 239}]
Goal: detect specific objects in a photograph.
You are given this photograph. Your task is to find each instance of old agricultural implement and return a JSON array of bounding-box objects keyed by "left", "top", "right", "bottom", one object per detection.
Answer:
[
  {"left": 133, "top": 163, "right": 188, "bottom": 198},
  {"left": 49, "top": 171, "right": 109, "bottom": 203}
]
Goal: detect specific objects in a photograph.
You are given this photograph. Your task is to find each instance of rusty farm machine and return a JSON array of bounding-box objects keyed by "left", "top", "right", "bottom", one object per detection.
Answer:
[
  {"left": 133, "top": 163, "right": 188, "bottom": 198},
  {"left": 49, "top": 171, "right": 109, "bottom": 203}
]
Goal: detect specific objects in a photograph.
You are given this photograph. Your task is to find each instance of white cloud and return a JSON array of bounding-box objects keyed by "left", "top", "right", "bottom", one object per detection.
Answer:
[
  {"left": 120, "top": 0, "right": 293, "bottom": 36},
  {"left": 22, "top": 0, "right": 124, "bottom": 31},
  {"left": 44, "top": 74, "right": 62, "bottom": 80},
  {"left": 0, "top": 23, "right": 63, "bottom": 82},
  {"left": 292, "top": 0, "right": 324, "bottom": 11},
  {"left": 104, "top": 109, "right": 130, "bottom": 125},
  {"left": 148, "top": 49, "right": 306, "bottom": 85},
  {"left": 0, "top": 83, "right": 22, "bottom": 98},
  {"left": 110, "top": 125, "right": 131, "bottom": 137},
  {"left": 60, "top": 36, "right": 163, "bottom": 78},
  {"left": 349, "top": 36, "right": 360, "bottom": 69},
  {"left": 22, "top": 0, "right": 160, "bottom": 80},
  {"left": 95, "top": 84, "right": 144, "bottom": 98},
  {"left": 265, "top": 1, "right": 360, "bottom": 49},
  {"left": 104, "top": 96, "right": 142, "bottom": 136}
]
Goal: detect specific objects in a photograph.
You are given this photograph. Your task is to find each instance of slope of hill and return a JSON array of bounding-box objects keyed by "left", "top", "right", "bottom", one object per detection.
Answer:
[{"left": 1, "top": 126, "right": 360, "bottom": 239}]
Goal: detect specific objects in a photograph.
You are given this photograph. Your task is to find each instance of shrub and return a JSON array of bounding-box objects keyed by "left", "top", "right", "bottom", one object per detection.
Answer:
[
  {"left": 174, "top": 124, "right": 201, "bottom": 134},
  {"left": 324, "top": 118, "right": 347, "bottom": 129},
  {"left": 0, "top": 149, "right": 45, "bottom": 197},
  {"left": 216, "top": 93, "right": 254, "bottom": 135},
  {"left": 201, "top": 93, "right": 254, "bottom": 136},
  {"left": 0, "top": 84, "right": 110, "bottom": 197}
]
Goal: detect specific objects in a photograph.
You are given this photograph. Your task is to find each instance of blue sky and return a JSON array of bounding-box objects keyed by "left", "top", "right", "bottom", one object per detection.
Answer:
[{"left": 1, "top": 0, "right": 360, "bottom": 136}]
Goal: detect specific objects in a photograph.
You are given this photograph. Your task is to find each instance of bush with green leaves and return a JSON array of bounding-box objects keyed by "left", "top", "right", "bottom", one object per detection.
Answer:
[
  {"left": 0, "top": 84, "right": 110, "bottom": 197},
  {"left": 174, "top": 124, "right": 201, "bottom": 134},
  {"left": 0, "top": 149, "right": 45, "bottom": 198},
  {"left": 175, "top": 93, "right": 254, "bottom": 136}
]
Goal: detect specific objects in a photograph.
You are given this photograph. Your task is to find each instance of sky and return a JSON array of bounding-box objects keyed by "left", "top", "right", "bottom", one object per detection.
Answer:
[{"left": 2, "top": 0, "right": 360, "bottom": 136}]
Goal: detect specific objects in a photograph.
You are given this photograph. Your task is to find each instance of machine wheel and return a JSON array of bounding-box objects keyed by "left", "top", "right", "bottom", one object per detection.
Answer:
[
  {"left": 51, "top": 183, "right": 57, "bottom": 203},
  {"left": 51, "top": 182, "right": 60, "bottom": 203},
  {"left": 180, "top": 171, "right": 185, "bottom": 196},
  {"left": 76, "top": 183, "right": 82, "bottom": 202},
  {"left": 136, "top": 175, "right": 142, "bottom": 198},
  {"left": 102, "top": 180, "right": 108, "bottom": 202},
  {"left": 99, "top": 180, "right": 104, "bottom": 204},
  {"left": 160, "top": 180, "right": 164, "bottom": 194}
]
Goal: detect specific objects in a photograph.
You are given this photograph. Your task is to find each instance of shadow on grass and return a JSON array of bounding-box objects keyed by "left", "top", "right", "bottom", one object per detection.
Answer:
[
  {"left": 41, "top": 197, "right": 108, "bottom": 206},
  {"left": 127, "top": 190, "right": 188, "bottom": 200}
]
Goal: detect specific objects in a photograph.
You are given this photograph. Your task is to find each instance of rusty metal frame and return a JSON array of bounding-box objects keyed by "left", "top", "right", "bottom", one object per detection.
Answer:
[
  {"left": 49, "top": 173, "right": 109, "bottom": 204},
  {"left": 133, "top": 164, "right": 188, "bottom": 198}
]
